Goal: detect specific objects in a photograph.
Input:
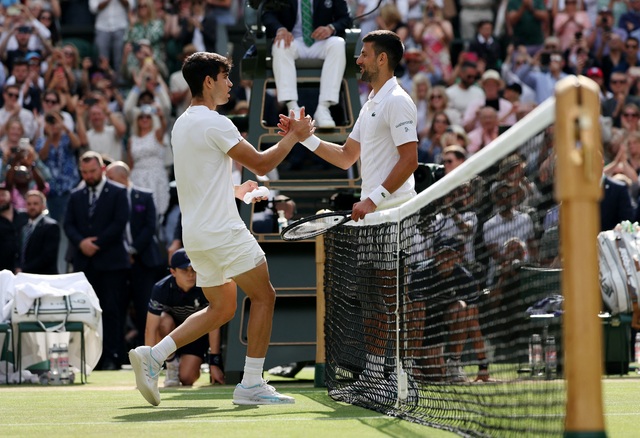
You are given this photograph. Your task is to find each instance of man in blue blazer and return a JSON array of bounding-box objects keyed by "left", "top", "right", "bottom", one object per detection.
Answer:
[
  {"left": 601, "top": 175, "right": 635, "bottom": 231},
  {"left": 262, "top": 0, "right": 352, "bottom": 128},
  {"left": 106, "top": 161, "right": 164, "bottom": 348},
  {"left": 18, "top": 189, "right": 60, "bottom": 274},
  {"left": 64, "top": 151, "right": 131, "bottom": 370}
]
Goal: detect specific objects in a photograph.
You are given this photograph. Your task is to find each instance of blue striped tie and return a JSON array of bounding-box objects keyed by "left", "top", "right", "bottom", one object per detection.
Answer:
[
  {"left": 20, "top": 222, "right": 33, "bottom": 266},
  {"left": 301, "top": 0, "right": 314, "bottom": 47},
  {"left": 89, "top": 188, "right": 97, "bottom": 218}
]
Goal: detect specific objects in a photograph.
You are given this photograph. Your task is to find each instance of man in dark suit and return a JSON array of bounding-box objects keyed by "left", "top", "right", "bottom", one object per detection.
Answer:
[
  {"left": 106, "top": 161, "right": 164, "bottom": 348},
  {"left": 64, "top": 151, "right": 130, "bottom": 370},
  {"left": 601, "top": 175, "right": 635, "bottom": 231},
  {"left": 17, "top": 189, "right": 59, "bottom": 274},
  {"left": 262, "top": 0, "right": 352, "bottom": 128}
]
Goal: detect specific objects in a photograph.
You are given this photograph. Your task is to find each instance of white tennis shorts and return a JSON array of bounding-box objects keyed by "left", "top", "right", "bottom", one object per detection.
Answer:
[{"left": 188, "top": 227, "right": 266, "bottom": 287}]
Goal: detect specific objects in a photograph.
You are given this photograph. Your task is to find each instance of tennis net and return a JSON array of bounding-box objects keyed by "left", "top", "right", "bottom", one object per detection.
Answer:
[{"left": 323, "top": 98, "right": 567, "bottom": 437}]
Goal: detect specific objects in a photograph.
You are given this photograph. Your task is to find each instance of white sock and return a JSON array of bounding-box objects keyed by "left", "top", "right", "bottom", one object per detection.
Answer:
[
  {"left": 286, "top": 101, "right": 299, "bottom": 111},
  {"left": 242, "top": 356, "right": 265, "bottom": 387},
  {"left": 152, "top": 336, "right": 177, "bottom": 365}
]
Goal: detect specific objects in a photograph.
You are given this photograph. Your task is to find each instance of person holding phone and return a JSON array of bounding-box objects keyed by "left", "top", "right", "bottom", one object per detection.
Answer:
[{"left": 553, "top": 0, "right": 591, "bottom": 51}]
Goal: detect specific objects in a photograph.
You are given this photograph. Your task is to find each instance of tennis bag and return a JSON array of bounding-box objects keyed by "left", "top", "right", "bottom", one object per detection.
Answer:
[
  {"left": 598, "top": 229, "right": 640, "bottom": 316},
  {"left": 12, "top": 293, "right": 100, "bottom": 332}
]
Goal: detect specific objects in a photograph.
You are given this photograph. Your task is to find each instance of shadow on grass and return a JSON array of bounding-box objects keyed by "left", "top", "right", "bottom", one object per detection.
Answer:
[{"left": 114, "top": 405, "right": 259, "bottom": 422}]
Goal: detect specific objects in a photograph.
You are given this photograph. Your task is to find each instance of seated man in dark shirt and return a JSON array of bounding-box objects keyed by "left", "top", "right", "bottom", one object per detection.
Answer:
[
  {"left": 408, "top": 236, "right": 489, "bottom": 382},
  {"left": 146, "top": 249, "right": 225, "bottom": 387}
]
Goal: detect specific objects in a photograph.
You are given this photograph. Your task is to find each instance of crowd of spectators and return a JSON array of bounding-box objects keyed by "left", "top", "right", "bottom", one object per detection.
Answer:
[{"left": 2, "top": 0, "right": 640, "bottom": 369}]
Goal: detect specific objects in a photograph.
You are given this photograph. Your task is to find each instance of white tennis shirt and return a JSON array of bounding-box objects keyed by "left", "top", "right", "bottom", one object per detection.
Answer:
[
  {"left": 349, "top": 77, "right": 418, "bottom": 203},
  {"left": 171, "top": 105, "right": 245, "bottom": 251}
]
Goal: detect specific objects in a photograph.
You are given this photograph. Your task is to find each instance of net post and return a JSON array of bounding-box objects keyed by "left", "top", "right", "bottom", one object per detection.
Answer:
[
  {"left": 555, "top": 75, "right": 606, "bottom": 437},
  {"left": 314, "top": 234, "right": 326, "bottom": 387}
]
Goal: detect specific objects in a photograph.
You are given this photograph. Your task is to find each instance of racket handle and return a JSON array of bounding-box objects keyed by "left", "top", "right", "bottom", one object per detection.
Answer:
[{"left": 243, "top": 186, "right": 270, "bottom": 204}]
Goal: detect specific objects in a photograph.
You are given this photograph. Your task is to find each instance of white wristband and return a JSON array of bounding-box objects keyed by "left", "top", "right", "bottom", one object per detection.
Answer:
[
  {"left": 301, "top": 135, "right": 321, "bottom": 151},
  {"left": 368, "top": 185, "right": 391, "bottom": 207}
]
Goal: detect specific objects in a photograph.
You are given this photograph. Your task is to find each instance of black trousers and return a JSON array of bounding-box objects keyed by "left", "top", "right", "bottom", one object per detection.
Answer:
[{"left": 82, "top": 265, "right": 129, "bottom": 366}]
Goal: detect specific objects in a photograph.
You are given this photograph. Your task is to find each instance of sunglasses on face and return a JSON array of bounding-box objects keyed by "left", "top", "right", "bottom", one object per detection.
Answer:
[
  {"left": 5, "top": 92, "right": 19, "bottom": 99},
  {"left": 430, "top": 95, "right": 443, "bottom": 99},
  {"left": 44, "top": 98, "right": 58, "bottom": 104},
  {"left": 611, "top": 79, "right": 627, "bottom": 84},
  {"left": 623, "top": 112, "right": 639, "bottom": 117}
]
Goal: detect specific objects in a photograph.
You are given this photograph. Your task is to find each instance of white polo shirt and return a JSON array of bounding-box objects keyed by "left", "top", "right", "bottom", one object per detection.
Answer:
[
  {"left": 349, "top": 77, "right": 418, "bottom": 204},
  {"left": 171, "top": 105, "right": 245, "bottom": 251}
]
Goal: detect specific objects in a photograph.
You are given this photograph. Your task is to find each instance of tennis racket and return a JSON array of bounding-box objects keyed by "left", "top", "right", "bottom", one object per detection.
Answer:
[{"left": 280, "top": 210, "right": 352, "bottom": 241}]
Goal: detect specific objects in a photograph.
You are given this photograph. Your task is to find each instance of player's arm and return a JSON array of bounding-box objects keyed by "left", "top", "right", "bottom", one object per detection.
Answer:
[
  {"left": 208, "top": 328, "right": 225, "bottom": 384},
  {"left": 227, "top": 113, "right": 314, "bottom": 176},
  {"left": 351, "top": 141, "right": 418, "bottom": 221},
  {"left": 144, "top": 312, "right": 161, "bottom": 346},
  {"left": 308, "top": 136, "right": 361, "bottom": 170}
]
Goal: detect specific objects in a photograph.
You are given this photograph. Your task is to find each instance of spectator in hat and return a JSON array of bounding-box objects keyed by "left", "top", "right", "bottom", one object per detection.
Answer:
[
  {"left": 145, "top": 248, "right": 225, "bottom": 387},
  {"left": 463, "top": 70, "right": 516, "bottom": 132},
  {"left": 25, "top": 51, "right": 45, "bottom": 86},
  {"left": 586, "top": 67, "right": 612, "bottom": 101},
  {"left": 441, "top": 144, "right": 467, "bottom": 174}
]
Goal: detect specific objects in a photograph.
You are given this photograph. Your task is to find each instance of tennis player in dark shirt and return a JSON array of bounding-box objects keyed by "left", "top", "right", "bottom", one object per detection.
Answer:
[{"left": 145, "top": 249, "right": 225, "bottom": 387}]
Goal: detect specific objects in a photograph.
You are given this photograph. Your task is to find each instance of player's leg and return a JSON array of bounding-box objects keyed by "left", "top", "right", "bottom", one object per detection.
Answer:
[
  {"left": 230, "top": 260, "right": 294, "bottom": 404},
  {"left": 445, "top": 300, "right": 470, "bottom": 381},
  {"left": 158, "top": 313, "right": 180, "bottom": 388}
]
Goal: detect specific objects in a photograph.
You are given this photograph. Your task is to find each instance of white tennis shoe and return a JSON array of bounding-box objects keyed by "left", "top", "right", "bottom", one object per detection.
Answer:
[
  {"left": 129, "top": 346, "right": 162, "bottom": 406},
  {"left": 164, "top": 357, "right": 180, "bottom": 388},
  {"left": 232, "top": 380, "right": 295, "bottom": 405}
]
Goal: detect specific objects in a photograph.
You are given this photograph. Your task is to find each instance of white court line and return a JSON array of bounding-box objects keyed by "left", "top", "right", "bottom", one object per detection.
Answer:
[{"left": 0, "top": 415, "right": 392, "bottom": 427}]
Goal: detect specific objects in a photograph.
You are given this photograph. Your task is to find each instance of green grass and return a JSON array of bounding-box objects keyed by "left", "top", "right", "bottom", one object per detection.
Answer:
[{"left": 0, "top": 368, "right": 637, "bottom": 437}]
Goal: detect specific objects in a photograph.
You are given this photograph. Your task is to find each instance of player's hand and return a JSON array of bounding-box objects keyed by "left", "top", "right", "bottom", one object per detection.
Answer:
[
  {"left": 288, "top": 109, "right": 315, "bottom": 142},
  {"left": 210, "top": 365, "right": 225, "bottom": 384},
  {"left": 351, "top": 198, "right": 376, "bottom": 222},
  {"left": 235, "top": 180, "right": 260, "bottom": 201}
]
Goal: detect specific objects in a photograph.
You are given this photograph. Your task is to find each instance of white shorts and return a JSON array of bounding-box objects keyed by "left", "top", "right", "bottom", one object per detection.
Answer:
[{"left": 187, "top": 227, "right": 266, "bottom": 287}]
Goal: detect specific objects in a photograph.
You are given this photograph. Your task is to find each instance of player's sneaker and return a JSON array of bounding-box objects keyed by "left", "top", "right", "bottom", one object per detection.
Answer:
[
  {"left": 446, "top": 358, "right": 468, "bottom": 383},
  {"left": 232, "top": 380, "right": 295, "bottom": 405},
  {"left": 328, "top": 369, "right": 389, "bottom": 405},
  {"left": 129, "top": 346, "right": 162, "bottom": 406},
  {"left": 164, "top": 357, "right": 180, "bottom": 388}
]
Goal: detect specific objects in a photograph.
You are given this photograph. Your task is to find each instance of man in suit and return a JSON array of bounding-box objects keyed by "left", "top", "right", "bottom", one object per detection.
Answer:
[
  {"left": 17, "top": 189, "right": 59, "bottom": 274},
  {"left": 64, "top": 151, "right": 131, "bottom": 370},
  {"left": 262, "top": 0, "right": 352, "bottom": 128},
  {"left": 106, "top": 161, "right": 164, "bottom": 348}
]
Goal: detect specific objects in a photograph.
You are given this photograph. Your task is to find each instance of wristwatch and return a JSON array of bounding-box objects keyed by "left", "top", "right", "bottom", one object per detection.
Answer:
[{"left": 328, "top": 24, "right": 336, "bottom": 35}]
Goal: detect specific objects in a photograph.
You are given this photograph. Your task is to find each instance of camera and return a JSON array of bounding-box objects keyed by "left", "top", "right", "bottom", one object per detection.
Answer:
[
  {"left": 575, "top": 31, "right": 582, "bottom": 40},
  {"left": 45, "top": 114, "right": 57, "bottom": 124},
  {"left": 17, "top": 25, "right": 32, "bottom": 33},
  {"left": 84, "top": 98, "right": 97, "bottom": 106}
]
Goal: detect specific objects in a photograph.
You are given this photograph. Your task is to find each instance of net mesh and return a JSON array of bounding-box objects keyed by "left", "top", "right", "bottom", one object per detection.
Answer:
[{"left": 323, "top": 99, "right": 566, "bottom": 437}]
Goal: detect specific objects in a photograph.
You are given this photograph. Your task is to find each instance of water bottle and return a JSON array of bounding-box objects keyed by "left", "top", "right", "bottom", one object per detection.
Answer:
[
  {"left": 545, "top": 336, "right": 557, "bottom": 379},
  {"left": 529, "top": 334, "right": 543, "bottom": 377},
  {"left": 58, "top": 343, "right": 70, "bottom": 385},
  {"left": 277, "top": 210, "right": 288, "bottom": 233},
  {"left": 48, "top": 344, "right": 61, "bottom": 385}
]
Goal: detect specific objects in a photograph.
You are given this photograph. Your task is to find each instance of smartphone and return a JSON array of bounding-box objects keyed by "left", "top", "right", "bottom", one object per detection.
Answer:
[
  {"left": 575, "top": 31, "right": 582, "bottom": 40},
  {"left": 540, "top": 52, "right": 551, "bottom": 66},
  {"left": 18, "top": 137, "right": 29, "bottom": 150},
  {"left": 84, "top": 98, "right": 97, "bottom": 106}
]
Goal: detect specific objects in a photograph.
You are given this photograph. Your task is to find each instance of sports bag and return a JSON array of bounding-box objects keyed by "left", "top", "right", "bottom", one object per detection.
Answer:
[
  {"left": 12, "top": 293, "right": 99, "bottom": 332},
  {"left": 598, "top": 228, "right": 640, "bottom": 316}
]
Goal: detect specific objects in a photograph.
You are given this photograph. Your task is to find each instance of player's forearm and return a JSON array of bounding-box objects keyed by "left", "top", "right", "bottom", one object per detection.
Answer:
[{"left": 311, "top": 139, "right": 359, "bottom": 170}]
